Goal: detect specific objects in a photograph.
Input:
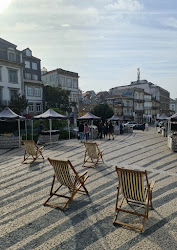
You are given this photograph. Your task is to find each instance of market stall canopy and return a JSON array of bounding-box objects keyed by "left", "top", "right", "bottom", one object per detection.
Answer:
[
  {"left": 120, "top": 116, "right": 131, "bottom": 121},
  {"left": 169, "top": 113, "right": 177, "bottom": 121},
  {"left": 0, "top": 107, "right": 26, "bottom": 120},
  {"left": 158, "top": 114, "right": 169, "bottom": 120},
  {"left": 33, "top": 108, "right": 68, "bottom": 120},
  {"left": 78, "top": 112, "right": 101, "bottom": 120},
  {"left": 107, "top": 114, "right": 120, "bottom": 121}
]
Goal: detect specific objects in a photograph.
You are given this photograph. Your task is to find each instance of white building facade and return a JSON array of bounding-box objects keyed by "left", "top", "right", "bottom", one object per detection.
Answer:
[
  {"left": 42, "top": 68, "right": 79, "bottom": 124},
  {"left": 0, "top": 38, "right": 24, "bottom": 108},
  {"left": 22, "top": 48, "right": 43, "bottom": 115}
]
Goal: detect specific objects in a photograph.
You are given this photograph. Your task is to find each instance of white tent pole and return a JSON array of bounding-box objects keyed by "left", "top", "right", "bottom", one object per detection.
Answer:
[
  {"left": 92, "top": 120, "right": 93, "bottom": 139},
  {"left": 49, "top": 119, "right": 52, "bottom": 144},
  {"left": 32, "top": 120, "right": 33, "bottom": 140},
  {"left": 25, "top": 120, "right": 27, "bottom": 140},
  {"left": 18, "top": 119, "right": 21, "bottom": 147},
  {"left": 68, "top": 119, "right": 70, "bottom": 139}
]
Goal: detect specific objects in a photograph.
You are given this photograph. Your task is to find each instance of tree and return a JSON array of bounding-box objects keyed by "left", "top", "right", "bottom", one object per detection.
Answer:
[
  {"left": 9, "top": 94, "right": 28, "bottom": 114},
  {"left": 44, "top": 86, "right": 74, "bottom": 113},
  {"left": 92, "top": 103, "right": 114, "bottom": 122}
]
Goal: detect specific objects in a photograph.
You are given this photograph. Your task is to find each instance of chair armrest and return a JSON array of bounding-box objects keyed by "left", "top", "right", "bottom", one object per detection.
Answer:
[
  {"left": 79, "top": 171, "right": 88, "bottom": 177},
  {"left": 150, "top": 180, "right": 155, "bottom": 190},
  {"left": 76, "top": 171, "right": 88, "bottom": 181}
]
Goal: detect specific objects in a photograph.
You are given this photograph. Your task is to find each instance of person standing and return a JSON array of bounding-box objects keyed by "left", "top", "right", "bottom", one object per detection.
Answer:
[
  {"left": 108, "top": 120, "right": 114, "bottom": 140},
  {"left": 78, "top": 122, "right": 84, "bottom": 143},
  {"left": 103, "top": 121, "right": 108, "bottom": 139},
  {"left": 37, "top": 122, "right": 43, "bottom": 135},
  {"left": 97, "top": 121, "right": 103, "bottom": 139},
  {"left": 145, "top": 122, "right": 149, "bottom": 131},
  {"left": 84, "top": 123, "right": 90, "bottom": 141}
]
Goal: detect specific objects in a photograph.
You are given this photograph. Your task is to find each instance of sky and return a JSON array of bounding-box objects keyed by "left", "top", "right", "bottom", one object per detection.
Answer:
[{"left": 0, "top": 0, "right": 177, "bottom": 98}]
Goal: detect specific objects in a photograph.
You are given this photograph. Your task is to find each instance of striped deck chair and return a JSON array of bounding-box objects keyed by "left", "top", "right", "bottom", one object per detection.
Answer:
[
  {"left": 113, "top": 167, "right": 155, "bottom": 232},
  {"left": 82, "top": 142, "right": 104, "bottom": 168},
  {"left": 44, "top": 158, "right": 89, "bottom": 210},
  {"left": 22, "top": 140, "right": 44, "bottom": 164}
]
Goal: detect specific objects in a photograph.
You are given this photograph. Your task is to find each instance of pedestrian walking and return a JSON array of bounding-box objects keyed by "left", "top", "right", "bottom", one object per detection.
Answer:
[
  {"left": 108, "top": 120, "right": 114, "bottom": 140},
  {"left": 84, "top": 123, "right": 90, "bottom": 141},
  {"left": 78, "top": 121, "right": 84, "bottom": 143}
]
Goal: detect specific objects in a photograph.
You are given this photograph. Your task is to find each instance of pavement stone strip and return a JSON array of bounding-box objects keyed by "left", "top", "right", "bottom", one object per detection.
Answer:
[{"left": 0, "top": 128, "right": 177, "bottom": 250}]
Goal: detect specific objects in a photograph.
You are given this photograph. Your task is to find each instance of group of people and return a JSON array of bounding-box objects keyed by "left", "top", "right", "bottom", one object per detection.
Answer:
[
  {"left": 97, "top": 120, "right": 114, "bottom": 140},
  {"left": 78, "top": 120, "right": 115, "bottom": 143},
  {"left": 78, "top": 122, "right": 90, "bottom": 143}
]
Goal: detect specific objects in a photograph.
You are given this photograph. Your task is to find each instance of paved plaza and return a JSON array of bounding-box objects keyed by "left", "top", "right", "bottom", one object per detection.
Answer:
[{"left": 0, "top": 128, "right": 177, "bottom": 250}]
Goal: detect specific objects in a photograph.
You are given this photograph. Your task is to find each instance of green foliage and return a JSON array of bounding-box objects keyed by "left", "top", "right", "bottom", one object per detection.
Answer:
[
  {"left": 44, "top": 85, "right": 72, "bottom": 113},
  {"left": 59, "top": 130, "right": 69, "bottom": 139},
  {"left": 9, "top": 94, "right": 28, "bottom": 114},
  {"left": 92, "top": 103, "right": 114, "bottom": 122},
  {"left": 21, "top": 134, "right": 38, "bottom": 143},
  {"left": 33, "top": 107, "right": 68, "bottom": 131}
]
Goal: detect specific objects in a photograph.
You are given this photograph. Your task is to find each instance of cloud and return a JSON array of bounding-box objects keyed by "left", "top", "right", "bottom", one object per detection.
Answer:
[
  {"left": 105, "top": 0, "right": 143, "bottom": 11},
  {"left": 61, "top": 24, "right": 71, "bottom": 28},
  {"left": 162, "top": 17, "right": 177, "bottom": 29}
]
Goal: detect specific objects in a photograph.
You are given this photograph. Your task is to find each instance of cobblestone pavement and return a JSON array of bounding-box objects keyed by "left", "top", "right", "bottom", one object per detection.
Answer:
[{"left": 0, "top": 128, "right": 177, "bottom": 250}]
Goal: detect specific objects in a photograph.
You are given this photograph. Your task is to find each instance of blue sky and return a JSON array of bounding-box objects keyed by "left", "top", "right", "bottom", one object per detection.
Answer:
[{"left": 0, "top": 0, "right": 177, "bottom": 98}]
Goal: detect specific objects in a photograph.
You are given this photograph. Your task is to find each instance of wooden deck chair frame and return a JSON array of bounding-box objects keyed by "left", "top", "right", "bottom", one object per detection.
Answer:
[
  {"left": 44, "top": 158, "right": 89, "bottom": 210},
  {"left": 22, "top": 140, "right": 44, "bottom": 164},
  {"left": 82, "top": 142, "right": 104, "bottom": 168},
  {"left": 113, "top": 166, "right": 155, "bottom": 232}
]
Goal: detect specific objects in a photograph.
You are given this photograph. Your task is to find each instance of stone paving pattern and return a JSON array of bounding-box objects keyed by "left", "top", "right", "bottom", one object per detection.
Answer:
[{"left": 0, "top": 128, "right": 177, "bottom": 250}]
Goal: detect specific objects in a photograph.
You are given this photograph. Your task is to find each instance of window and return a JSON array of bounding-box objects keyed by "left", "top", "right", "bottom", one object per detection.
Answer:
[
  {"left": 32, "top": 62, "right": 37, "bottom": 70},
  {"left": 10, "top": 89, "right": 18, "bottom": 101},
  {"left": 27, "top": 87, "right": 33, "bottom": 96},
  {"left": 28, "top": 104, "right": 34, "bottom": 112},
  {"left": 25, "top": 61, "right": 30, "bottom": 68},
  {"left": 9, "top": 70, "right": 18, "bottom": 83},
  {"left": 35, "top": 88, "right": 41, "bottom": 96},
  {"left": 26, "top": 49, "right": 32, "bottom": 56},
  {"left": 9, "top": 53, "right": 15, "bottom": 62},
  {"left": 32, "top": 74, "right": 38, "bottom": 81},
  {"left": 73, "top": 79, "right": 78, "bottom": 88},
  {"left": 73, "top": 95, "right": 77, "bottom": 102},
  {"left": 25, "top": 73, "right": 31, "bottom": 80},
  {"left": 66, "top": 78, "right": 72, "bottom": 88},
  {"left": 36, "top": 103, "right": 41, "bottom": 112},
  {"left": 59, "top": 76, "right": 65, "bottom": 87}
]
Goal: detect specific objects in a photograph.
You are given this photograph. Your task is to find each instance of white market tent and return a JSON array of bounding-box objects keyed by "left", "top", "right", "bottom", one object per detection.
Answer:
[
  {"left": 0, "top": 107, "right": 26, "bottom": 147},
  {"left": 167, "top": 113, "right": 177, "bottom": 136},
  {"left": 77, "top": 112, "right": 101, "bottom": 139},
  {"left": 33, "top": 108, "right": 69, "bottom": 144}
]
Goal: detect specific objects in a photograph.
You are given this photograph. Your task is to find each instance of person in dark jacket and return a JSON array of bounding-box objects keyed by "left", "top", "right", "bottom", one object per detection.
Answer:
[
  {"left": 97, "top": 121, "right": 103, "bottom": 139},
  {"left": 108, "top": 120, "right": 114, "bottom": 140},
  {"left": 103, "top": 121, "right": 108, "bottom": 139},
  {"left": 78, "top": 122, "right": 84, "bottom": 142}
]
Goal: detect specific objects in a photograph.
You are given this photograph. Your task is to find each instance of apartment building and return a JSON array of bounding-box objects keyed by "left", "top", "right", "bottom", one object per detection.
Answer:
[
  {"left": 109, "top": 86, "right": 144, "bottom": 123},
  {"left": 170, "top": 98, "right": 177, "bottom": 115},
  {"left": 0, "top": 38, "right": 43, "bottom": 115},
  {"left": 144, "top": 92, "right": 152, "bottom": 122},
  {"left": 131, "top": 80, "right": 170, "bottom": 116},
  {"left": 0, "top": 38, "right": 24, "bottom": 108},
  {"left": 42, "top": 68, "right": 79, "bottom": 124},
  {"left": 22, "top": 48, "right": 43, "bottom": 115}
]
